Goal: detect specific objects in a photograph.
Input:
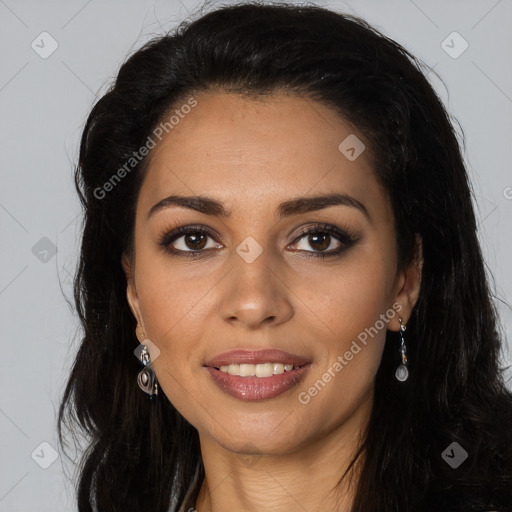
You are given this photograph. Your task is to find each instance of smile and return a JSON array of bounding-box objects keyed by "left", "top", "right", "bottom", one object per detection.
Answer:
[{"left": 205, "top": 363, "right": 311, "bottom": 401}]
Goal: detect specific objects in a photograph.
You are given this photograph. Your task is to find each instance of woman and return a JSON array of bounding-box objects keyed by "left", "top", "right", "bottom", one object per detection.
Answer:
[{"left": 58, "top": 2, "right": 512, "bottom": 511}]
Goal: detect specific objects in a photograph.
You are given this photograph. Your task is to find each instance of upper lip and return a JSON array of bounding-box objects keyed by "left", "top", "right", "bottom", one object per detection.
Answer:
[{"left": 204, "top": 349, "right": 311, "bottom": 368}]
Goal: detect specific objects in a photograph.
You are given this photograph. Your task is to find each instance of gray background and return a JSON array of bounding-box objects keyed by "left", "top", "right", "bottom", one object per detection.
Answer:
[{"left": 1, "top": 0, "right": 511, "bottom": 510}]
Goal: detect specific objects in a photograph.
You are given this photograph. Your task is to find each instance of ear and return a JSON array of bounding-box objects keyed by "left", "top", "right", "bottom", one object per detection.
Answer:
[
  {"left": 388, "top": 234, "right": 423, "bottom": 331},
  {"left": 121, "top": 252, "right": 145, "bottom": 342}
]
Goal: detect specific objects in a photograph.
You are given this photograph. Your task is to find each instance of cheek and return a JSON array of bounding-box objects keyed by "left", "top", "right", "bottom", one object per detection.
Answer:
[
  {"left": 133, "top": 257, "right": 220, "bottom": 407},
  {"left": 303, "top": 254, "right": 393, "bottom": 339},
  {"left": 138, "top": 274, "right": 208, "bottom": 417},
  {"left": 140, "top": 285, "right": 211, "bottom": 372},
  {"left": 136, "top": 250, "right": 216, "bottom": 346},
  {"left": 301, "top": 255, "right": 392, "bottom": 397},
  {"left": 296, "top": 271, "right": 390, "bottom": 435}
]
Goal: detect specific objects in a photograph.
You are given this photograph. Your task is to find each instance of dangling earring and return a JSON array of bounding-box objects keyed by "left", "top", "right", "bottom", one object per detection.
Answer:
[
  {"left": 395, "top": 317, "right": 409, "bottom": 382},
  {"left": 137, "top": 345, "right": 159, "bottom": 397},
  {"left": 134, "top": 325, "right": 159, "bottom": 397}
]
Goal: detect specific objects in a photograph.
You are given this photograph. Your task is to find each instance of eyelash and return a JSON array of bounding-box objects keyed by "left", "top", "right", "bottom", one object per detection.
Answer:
[{"left": 158, "top": 222, "right": 360, "bottom": 260}]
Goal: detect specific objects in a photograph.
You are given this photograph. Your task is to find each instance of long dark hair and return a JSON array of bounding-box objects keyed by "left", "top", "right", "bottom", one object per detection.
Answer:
[{"left": 58, "top": 2, "right": 512, "bottom": 510}]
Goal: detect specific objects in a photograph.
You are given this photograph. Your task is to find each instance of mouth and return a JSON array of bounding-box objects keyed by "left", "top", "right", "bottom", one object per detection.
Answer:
[
  {"left": 205, "top": 363, "right": 311, "bottom": 401},
  {"left": 203, "top": 348, "right": 312, "bottom": 401}
]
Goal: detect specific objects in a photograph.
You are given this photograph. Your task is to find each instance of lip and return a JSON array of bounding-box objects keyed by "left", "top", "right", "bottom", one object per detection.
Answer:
[
  {"left": 204, "top": 348, "right": 311, "bottom": 368},
  {"left": 205, "top": 363, "right": 312, "bottom": 401}
]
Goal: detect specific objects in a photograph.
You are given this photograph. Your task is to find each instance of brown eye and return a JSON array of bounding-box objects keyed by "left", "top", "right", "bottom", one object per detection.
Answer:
[
  {"left": 180, "top": 232, "right": 208, "bottom": 250},
  {"left": 301, "top": 232, "right": 337, "bottom": 252},
  {"left": 290, "top": 223, "right": 359, "bottom": 259},
  {"left": 159, "top": 225, "right": 222, "bottom": 258}
]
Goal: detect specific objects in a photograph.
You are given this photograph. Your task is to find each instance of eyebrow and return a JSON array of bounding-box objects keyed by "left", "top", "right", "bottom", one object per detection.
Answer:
[{"left": 147, "top": 193, "right": 371, "bottom": 222}]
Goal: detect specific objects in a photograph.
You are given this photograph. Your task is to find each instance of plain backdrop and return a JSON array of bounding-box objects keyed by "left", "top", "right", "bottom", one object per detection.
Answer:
[{"left": 1, "top": 0, "right": 511, "bottom": 510}]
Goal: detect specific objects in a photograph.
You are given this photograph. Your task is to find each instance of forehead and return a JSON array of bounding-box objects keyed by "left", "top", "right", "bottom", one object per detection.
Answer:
[{"left": 137, "top": 91, "right": 391, "bottom": 224}]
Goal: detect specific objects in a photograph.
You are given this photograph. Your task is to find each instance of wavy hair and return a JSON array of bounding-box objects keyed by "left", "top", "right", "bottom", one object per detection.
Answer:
[{"left": 58, "top": 2, "right": 512, "bottom": 511}]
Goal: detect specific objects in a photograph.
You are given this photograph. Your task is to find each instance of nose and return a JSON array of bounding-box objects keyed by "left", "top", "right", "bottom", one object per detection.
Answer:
[{"left": 218, "top": 247, "right": 294, "bottom": 329}]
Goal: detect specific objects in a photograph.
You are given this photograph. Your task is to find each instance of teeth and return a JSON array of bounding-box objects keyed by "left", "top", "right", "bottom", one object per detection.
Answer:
[{"left": 218, "top": 362, "right": 300, "bottom": 377}]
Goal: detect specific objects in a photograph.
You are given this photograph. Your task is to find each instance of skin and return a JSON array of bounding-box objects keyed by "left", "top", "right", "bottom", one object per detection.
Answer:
[{"left": 122, "top": 90, "right": 423, "bottom": 512}]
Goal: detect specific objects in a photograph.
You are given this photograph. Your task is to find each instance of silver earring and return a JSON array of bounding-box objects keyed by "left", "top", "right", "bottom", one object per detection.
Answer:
[
  {"left": 137, "top": 345, "right": 159, "bottom": 397},
  {"left": 395, "top": 317, "right": 409, "bottom": 382}
]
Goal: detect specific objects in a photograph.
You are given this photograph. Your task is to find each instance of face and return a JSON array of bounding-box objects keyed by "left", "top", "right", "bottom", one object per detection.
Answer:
[{"left": 122, "top": 90, "right": 421, "bottom": 455}]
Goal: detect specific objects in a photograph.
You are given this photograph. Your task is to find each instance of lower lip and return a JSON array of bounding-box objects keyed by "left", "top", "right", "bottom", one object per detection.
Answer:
[{"left": 204, "top": 364, "right": 311, "bottom": 401}]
